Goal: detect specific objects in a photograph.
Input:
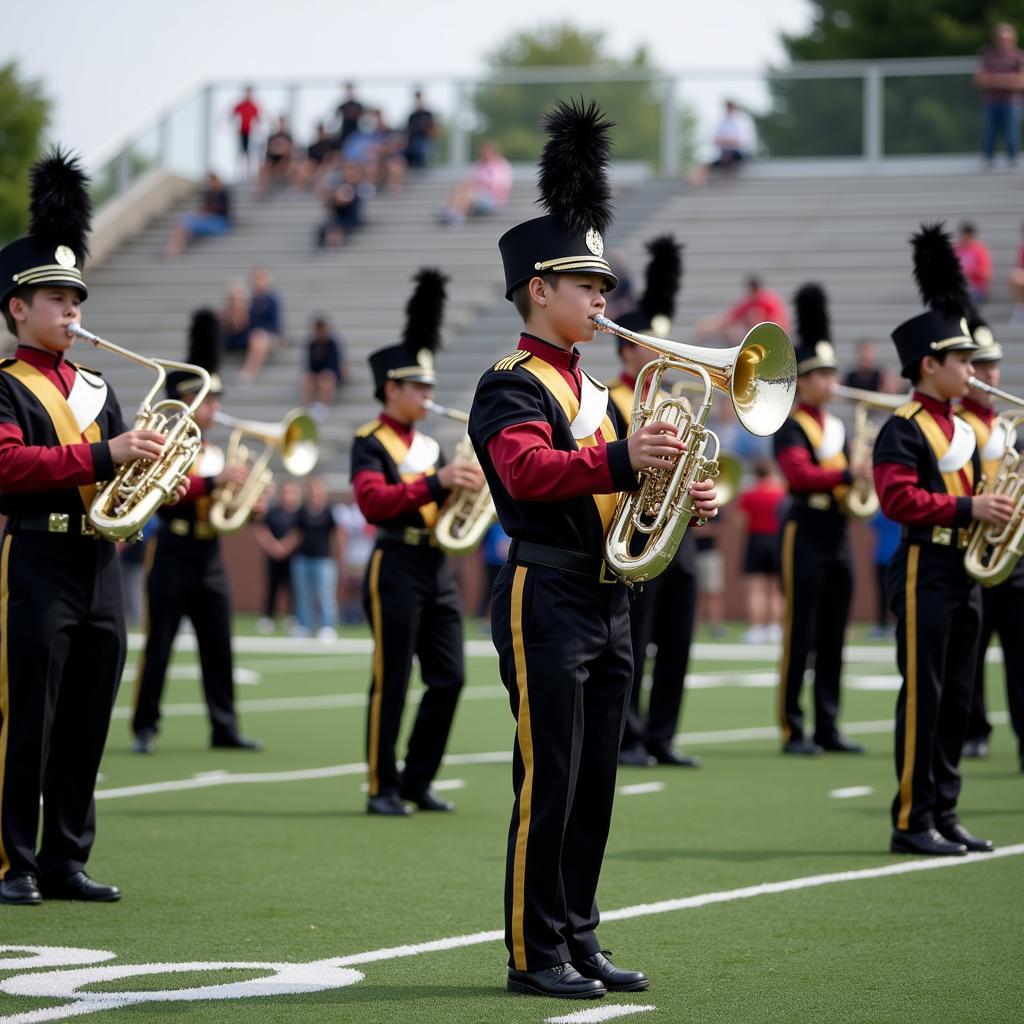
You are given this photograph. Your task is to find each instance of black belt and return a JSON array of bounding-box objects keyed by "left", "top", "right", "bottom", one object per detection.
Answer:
[
  {"left": 904, "top": 525, "right": 970, "bottom": 550},
  {"left": 4, "top": 512, "right": 100, "bottom": 538},
  {"left": 792, "top": 493, "right": 838, "bottom": 512},
  {"left": 376, "top": 526, "right": 438, "bottom": 548},
  {"left": 508, "top": 539, "right": 621, "bottom": 585}
]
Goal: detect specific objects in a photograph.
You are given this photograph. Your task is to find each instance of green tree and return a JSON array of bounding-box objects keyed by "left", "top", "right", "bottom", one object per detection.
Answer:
[
  {"left": 0, "top": 63, "right": 49, "bottom": 243},
  {"left": 758, "top": 1, "right": 1024, "bottom": 157},
  {"left": 472, "top": 24, "right": 695, "bottom": 171}
]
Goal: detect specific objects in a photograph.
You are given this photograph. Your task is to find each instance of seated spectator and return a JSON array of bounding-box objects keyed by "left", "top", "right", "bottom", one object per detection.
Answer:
[
  {"left": 695, "top": 275, "right": 790, "bottom": 344},
  {"left": 237, "top": 266, "right": 283, "bottom": 385},
  {"left": 316, "top": 160, "right": 366, "bottom": 249},
  {"left": 955, "top": 221, "right": 993, "bottom": 303},
  {"left": 220, "top": 279, "right": 251, "bottom": 357},
  {"left": 163, "top": 172, "right": 231, "bottom": 258},
  {"left": 1009, "top": 222, "right": 1024, "bottom": 323},
  {"left": 366, "top": 109, "right": 406, "bottom": 192},
  {"left": 333, "top": 82, "right": 364, "bottom": 150},
  {"left": 302, "top": 315, "right": 346, "bottom": 419},
  {"left": 843, "top": 339, "right": 883, "bottom": 392},
  {"left": 690, "top": 99, "right": 757, "bottom": 187},
  {"left": 256, "top": 115, "right": 295, "bottom": 197},
  {"left": 438, "top": 141, "right": 513, "bottom": 225},
  {"left": 404, "top": 90, "right": 438, "bottom": 170},
  {"left": 737, "top": 459, "right": 786, "bottom": 644},
  {"left": 292, "top": 121, "right": 336, "bottom": 192}
]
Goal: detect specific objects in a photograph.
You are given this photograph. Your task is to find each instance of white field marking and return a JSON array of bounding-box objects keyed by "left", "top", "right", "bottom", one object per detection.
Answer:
[
  {"left": 617, "top": 782, "right": 666, "bottom": 796},
  {"left": 359, "top": 779, "right": 466, "bottom": 794},
  {"left": 118, "top": 665, "right": 262, "bottom": 687},
  {"left": 94, "top": 713, "right": 1011, "bottom": 802},
  {"left": 546, "top": 1007, "right": 657, "bottom": 1023},
  {"left": 830, "top": 786, "right": 875, "bottom": 799}
]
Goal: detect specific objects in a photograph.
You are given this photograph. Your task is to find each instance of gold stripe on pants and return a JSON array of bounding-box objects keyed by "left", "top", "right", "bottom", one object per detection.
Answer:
[
  {"left": 896, "top": 544, "right": 920, "bottom": 831},
  {"left": 366, "top": 548, "right": 384, "bottom": 797},
  {"left": 778, "top": 520, "right": 797, "bottom": 742},
  {"left": 0, "top": 536, "right": 12, "bottom": 877}
]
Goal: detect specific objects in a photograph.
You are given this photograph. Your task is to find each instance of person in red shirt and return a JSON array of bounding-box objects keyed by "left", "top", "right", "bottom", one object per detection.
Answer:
[
  {"left": 696, "top": 275, "right": 790, "bottom": 344},
  {"left": 738, "top": 458, "right": 786, "bottom": 643},
  {"left": 1009, "top": 221, "right": 1024, "bottom": 322},
  {"left": 231, "top": 86, "right": 261, "bottom": 179},
  {"left": 954, "top": 222, "right": 993, "bottom": 303}
]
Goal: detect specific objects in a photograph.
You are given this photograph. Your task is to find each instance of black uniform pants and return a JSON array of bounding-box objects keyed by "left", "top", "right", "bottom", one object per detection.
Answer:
[
  {"left": 967, "top": 570, "right": 1024, "bottom": 756},
  {"left": 889, "top": 541, "right": 982, "bottom": 832},
  {"left": 621, "top": 560, "right": 697, "bottom": 752},
  {"left": 491, "top": 562, "right": 632, "bottom": 972},
  {"left": 132, "top": 533, "right": 238, "bottom": 741},
  {"left": 363, "top": 542, "right": 464, "bottom": 798},
  {"left": 0, "top": 532, "right": 125, "bottom": 880},
  {"left": 264, "top": 556, "right": 292, "bottom": 619},
  {"left": 778, "top": 515, "right": 853, "bottom": 744}
]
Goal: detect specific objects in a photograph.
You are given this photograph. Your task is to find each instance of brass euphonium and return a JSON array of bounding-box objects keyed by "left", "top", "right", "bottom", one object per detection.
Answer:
[
  {"left": 423, "top": 399, "right": 496, "bottom": 555},
  {"left": 594, "top": 314, "right": 797, "bottom": 583},
  {"left": 67, "top": 324, "right": 210, "bottom": 542},
  {"left": 209, "top": 409, "right": 319, "bottom": 533},
  {"left": 830, "top": 383, "right": 910, "bottom": 519},
  {"left": 963, "top": 378, "right": 1024, "bottom": 587},
  {"left": 669, "top": 381, "right": 742, "bottom": 506}
]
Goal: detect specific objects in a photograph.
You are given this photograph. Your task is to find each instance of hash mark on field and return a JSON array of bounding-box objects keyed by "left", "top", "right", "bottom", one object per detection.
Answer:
[
  {"left": 830, "top": 786, "right": 874, "bottom": 799},
  {"left": 546, "top": 1006, "right": 657, "bottom": 1022},
  {"left": 618, "top": 782, "right": 666, "bottom": 796}
]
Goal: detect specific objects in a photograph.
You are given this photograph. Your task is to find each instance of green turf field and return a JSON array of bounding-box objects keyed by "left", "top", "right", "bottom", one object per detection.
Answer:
[{"left": 1, "top": 621, "right": 1021, "bottom": 1024}]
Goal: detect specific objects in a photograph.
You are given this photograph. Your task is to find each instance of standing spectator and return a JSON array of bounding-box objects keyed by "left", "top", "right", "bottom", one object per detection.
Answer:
[
  {"left": 869, "top": 510, "right": 901, "bottom": 639},
  {"left": 256, "top": 115, "right": 295, "bottom": 197},
  {"left": 695, "top": 518, "right": 727, "bottom": 639},
  {"left": 288, "top": 475, "right": 341, "bottom": 640},
  {"left": 975, "top": 22, "right": 1024, "bottom": 168},
  {"left": 239, "top": 266, "right": 283, "bottom": 385},
  {"left": 843, "top": 339, "right": 883, "bottom": 392},
  {"left": 955, "top": 222, "right": 994, "bottom": 303},
  {"left": 695, "top": 275, "right": 790, "bottom": 343},
  {"left": 334, "top": 498, "right": 375, "bottom": 625},
  {"left": 404, "top": 90, "right": 438, "bottom": 170},
  {"left": 302, "top": 315, "right": 346, "bottom": 419},
  {"left": 334, "top": 82, "right": 364, "bottom": 149},
  {"left": 220, "top": 279, "right": 250, "bottom": 358},
  {"left": 437, "top": 140, "right": 513, "bottom": 225},
  {"left": 252, "top": 479, "right": 303, "bottom": 634},
  {"left": 737, "top": 460, "right": 786, "bottom": 643},
  {"left": 163, "top": 172, "right": 231, "bottom": 258},
  {"left": 1009, "top": 222, "right": 1024, "bottom": 323},
  {"left": 691, "top": 99, "right": 757, "bottom": 186},
  {"left": 230, "top": 86, "right": 261, "bottom": 180}
]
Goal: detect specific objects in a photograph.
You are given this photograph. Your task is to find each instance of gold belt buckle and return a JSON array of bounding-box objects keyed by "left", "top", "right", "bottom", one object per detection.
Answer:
[
  {"left": 48, "top": 513, "right": 69, "bottom": 533},
  {"left": 170, "top": 518, "right": 190, "bottom": 537},
  {"left": 403, "top": 526, "right": 421, "bottom": 546},
  {"left": 80, "top": 517, "right": 97, "bottom": 538},
  {"left": 956, "top": 528, "right": 969, "bottom": 551},
  {"left": 931, "top": 526, "right": 953, "bottom": 547},
  {"left": 808, "top": 494, "right": 831, "bottom": 511},
  {"left": 598, "top": 561, "right": 620, "bottom": 585},
  {"left": 195, "top": 522, "right": 216, "bottom": 540}
]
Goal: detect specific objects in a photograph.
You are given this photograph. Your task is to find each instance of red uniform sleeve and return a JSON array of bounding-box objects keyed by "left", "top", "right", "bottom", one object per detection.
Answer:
[
  {"left": 776, "top": 445, "right": 849, "bottom": 492},
  {"left": 486, "top": 420, "right": 621, "bottom": 501},
  {"left": 353, "top": 469, "right": 435, "bottom": 522},
  {"left": 873, "top": 461, "right": 959, "bottom": 526},
  {"left": 0, "top": 422, "right": 97, "bottom": 492},
  {"left": 179, "top": 474, "right": 213, "bottom": 503}
]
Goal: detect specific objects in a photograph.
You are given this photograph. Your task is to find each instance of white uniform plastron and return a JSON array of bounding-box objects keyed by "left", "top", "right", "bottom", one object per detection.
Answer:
[
  {"left": 815, "top": 413, "right": 846, "bottom": 462},
  {"left": 196, "top": 444, "right": 226, "bottom": 478},
  {"left": 572, "top": 373, "right": 610, "bottom": 440},
  {"left": 938, "top": 416, "right": 977, "bottom": 472},
  {"left": 399, "top": 432, "right": 440, "bottom": 475},
  {"left": 982, "top": 419, "right": 1015, "bottom": 461},
  {"left": 66, "top": 367, "right": 108, "bottom": 434}
]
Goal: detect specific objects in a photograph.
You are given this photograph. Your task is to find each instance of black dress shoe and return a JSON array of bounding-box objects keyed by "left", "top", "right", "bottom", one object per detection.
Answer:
[
  {"left": 618, "top": 744, "right": 654, "bottom": 767},
  {"left": 0, "top": 873, "right": 42, "bottom": 905},
  {"left": 400, "top": 788, "right": 455, "bottom": 812},
  {"left": 507, "top": 963, "right": 606, "bottom": 999},
  {"left": 782, "top": 738, "right": 822, "bottom": 756},
  {"left": 962, "top": 738, "right": 990, "bottom": 759},
  {"left": 132, "top": 728, "right": 156, "bottom": 754},
  {"left": 573, "top": 951, "right": 649, "bottom": 992},
  {"left": 210, "top": 733, "right": 263, "bottom": 751},
  {"left": 890, "top": 828, "right": 967, "bottom": 856},
  {"left": 938, "top": 823, "right": 994, "bottom": 853},
  {"left": 647, "top": 745, "right": 702, "bottom": 767},
  {"left": 817, "top": 735, "right": 866, "bottom": 754},
  {"left": 367, "top": 793, "right": 412, "bottom": 816},
  {"left": 40, "top": 871, "right": 121, "bottom": 901}
]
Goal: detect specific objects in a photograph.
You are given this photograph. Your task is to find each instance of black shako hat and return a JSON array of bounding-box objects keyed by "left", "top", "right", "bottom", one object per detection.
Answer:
[
  {"left": 615, "top": 235, "right": 683, "bottom": 343},
  {"left": 0, "top": 148, "right": 92, "bottom": 310},
  {"left": 892, "top": 223, "right": 977, "bottom": 377},
  {"left": 498, "top": 97, "right": 618, "bottom": 300},
  {"left": 369, "top": 268, "right": 447, "bottom": 394},
  {"left": 793, "top": 283, "right": 839, "bottom": 375},
  {"left": 166, "top": 309, "right": 224, "bottom": 400}
]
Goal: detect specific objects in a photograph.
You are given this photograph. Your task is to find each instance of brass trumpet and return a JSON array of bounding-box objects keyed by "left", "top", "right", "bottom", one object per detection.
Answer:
[
  {"left": 68, "top": 324, "right": 209, "bottom": 542},
  {"left": 594, "top": 314, "right": 796, "bottom": 583},
  {"left": 423, "top": 399, "right": 496, "bottom": 555},
  {"left": 963, "top": 378, "right": 1024, "bottom": 587},
  {"left": 210, "top": 409, "right": 319, "bottom": 533}
]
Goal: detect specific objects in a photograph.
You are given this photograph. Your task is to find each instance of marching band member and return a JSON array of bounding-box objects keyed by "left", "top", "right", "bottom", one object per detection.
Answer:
[
  {"left": 873, "top": 224, "right": 1012, "bottom": 856},
  {"left": 351, "top": 270, "right": 479, "bottom": 816},
  {"left": 131, "top": 311, "right": 262, "bottom": 755},
  {"left": 469, "top": 99, "right": 717, "bottom": 1000},
  {"left": 773, "top": 284, "right": 867, "bottom": 755}
]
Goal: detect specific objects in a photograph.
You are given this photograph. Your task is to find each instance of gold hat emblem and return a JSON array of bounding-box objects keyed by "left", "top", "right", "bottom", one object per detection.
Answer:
[
  {"left": 650, "top": 314, "right": 671, "bottom": 338},
  {"left": 974, "top": 325, "right": 994, "bottom": 349},
  {"left": 417, "top": 348, "right": 435, "bottom": 371},
  {"left": 585, "top": 228, "right": 604, "bottom": 257},
  {"left": 54, "top": 245, "right": 77, "bottom": 269},
  {"left": 816, "top": 341, "right": 835, "bottom": 362}
]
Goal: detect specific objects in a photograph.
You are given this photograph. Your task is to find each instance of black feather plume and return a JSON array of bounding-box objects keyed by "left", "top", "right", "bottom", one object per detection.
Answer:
[
  {"left": 911, "top": 222, "right": 974, "bottom": 320},
  {"left": 794, "top": 283, "right": 831, "bottom": 347},
  {"left": 639, "top": 235, "right": 683, "bottom": 320},
  {"left": 401, "top": 268, "right": 448, "bottom": 354},
  {"left": 28, "top": 147, "right": 92, "bottom": 262},
  {"left": 186, "top": 308, "right": 221, "bottom": 373},
  {"left": 537, "top": 97, "right": 614, "bottom": 237}
]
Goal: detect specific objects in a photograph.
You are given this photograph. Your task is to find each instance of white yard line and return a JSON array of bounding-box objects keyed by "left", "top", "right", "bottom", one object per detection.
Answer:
[
  {"left": 618, "top": 782, "right": 666, "bottom": 796},
  {"left": 547, "top": 1007, "right": 658, "bottom": 1023},
  {"left": 829, "top": 786, "right": 875, "bottom": 799}
]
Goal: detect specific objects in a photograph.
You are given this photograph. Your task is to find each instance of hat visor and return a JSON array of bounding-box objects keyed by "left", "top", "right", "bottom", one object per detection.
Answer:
[
  {"left": 505, "top": 263, "right": 618, "bottom": 300},
  {"left": 387, "top": 367, "right": 437, "bottom": 385},
  {"left": 12, "top": 271, "right": 88, "bottom": 300},
  {"left": 797, "top": 356, "right": 838, "bottom": 375}
]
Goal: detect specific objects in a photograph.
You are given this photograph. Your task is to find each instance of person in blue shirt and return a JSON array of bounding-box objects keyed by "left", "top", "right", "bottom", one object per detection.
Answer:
[{"left": 239, "top": 266, "right": 283, "bottom": 385}]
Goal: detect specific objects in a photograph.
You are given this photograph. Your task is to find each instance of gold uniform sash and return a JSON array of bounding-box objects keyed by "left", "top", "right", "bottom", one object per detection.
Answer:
[
  {"left": 607, "top": 379, "right": 633, "bottom": 424},
  {"left": 520, "top": 357, "right": 619, "bottom": 533},
  {"left": 357, "top": 419, "right": 439, "bottom": 527},
  {"left": 1, "top": 361, "right": 103, "bottom": 510},
  {"left": 897, "top": 401, "right": 975, "bottom": 497},
  {"left": 791, "top": 408, "right": 850, "bottom": 503},
  {"left": 957, "top": 409, "right": 1000, "bottom": 483}
]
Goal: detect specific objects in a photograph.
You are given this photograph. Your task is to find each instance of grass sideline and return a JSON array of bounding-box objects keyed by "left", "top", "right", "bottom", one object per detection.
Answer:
[{"left": 0, "top": 623, "right": 1021, "bottom": 1024}]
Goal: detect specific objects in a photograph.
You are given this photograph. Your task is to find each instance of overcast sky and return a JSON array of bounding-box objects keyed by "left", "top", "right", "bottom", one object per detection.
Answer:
[{"left": 3, "top": 0, "right": 810, "bottom": 165}]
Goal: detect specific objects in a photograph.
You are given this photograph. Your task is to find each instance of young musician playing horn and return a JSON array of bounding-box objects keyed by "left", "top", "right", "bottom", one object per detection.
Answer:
[
  {"left": 773, "top": 284, "right": 868, "bottom": 756},
  {"left": 873, "top": 224, "right": 1013, "bottom": 857},
  {"left": 956, "top": 318, "right": 1024, "bottom": 772},
  {"left": 0, "top": 151, "right": 179, "bottom": 905},
  {"left": 469, "top": 100, "right": 718, "bottom": 1000},
  {"left": 351, "top": 269, "right": 479, "bottom": 816}
]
